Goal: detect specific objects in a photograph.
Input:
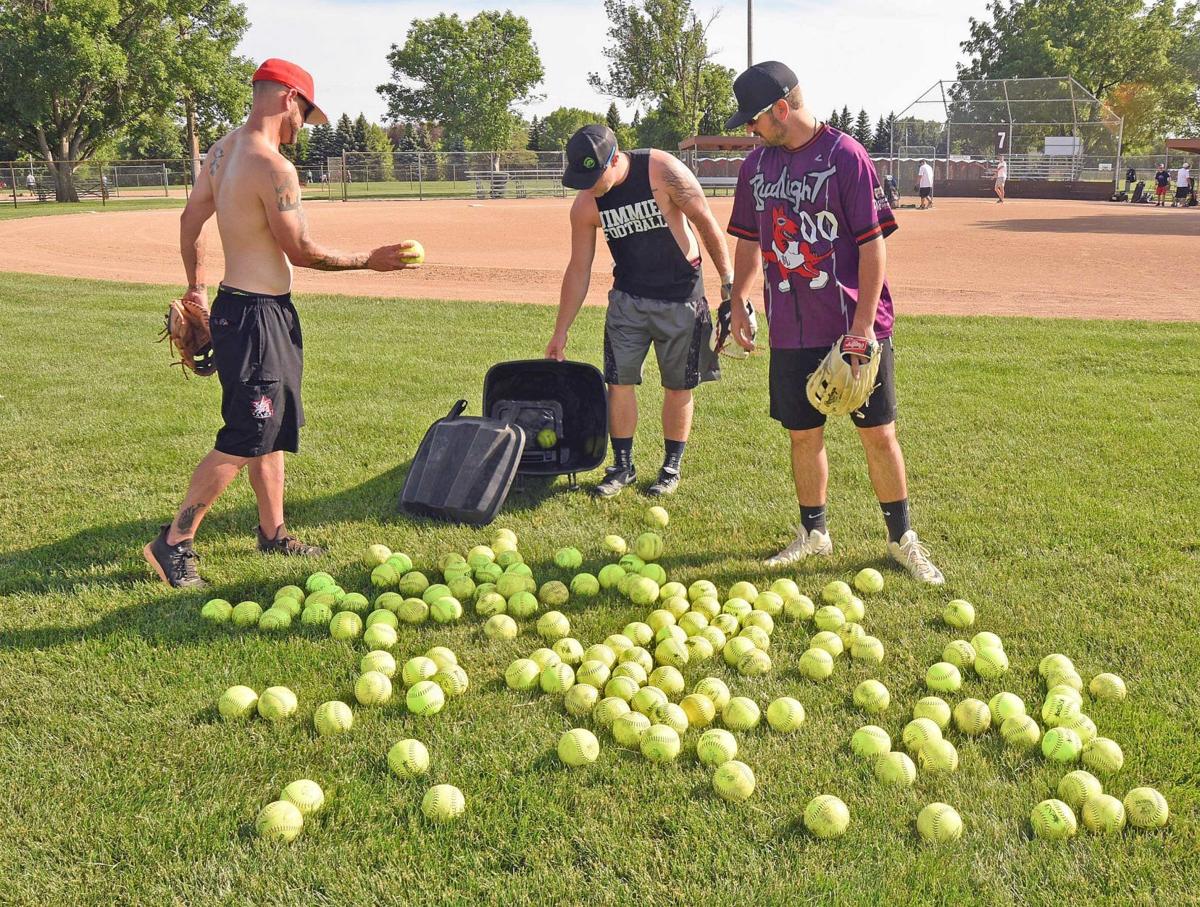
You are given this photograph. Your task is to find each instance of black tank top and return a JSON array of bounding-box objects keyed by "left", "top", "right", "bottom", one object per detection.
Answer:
[{"left": 595, "top": 150, "right": 703, "bottom": 302}]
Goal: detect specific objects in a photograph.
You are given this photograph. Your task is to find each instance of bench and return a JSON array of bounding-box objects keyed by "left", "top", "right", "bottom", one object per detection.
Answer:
[
  {"left": 697, "top": 175, "right": 739, "bottom": 195},
  {"left": 466, "top": 170, "right": 566, "bottom": 199}
]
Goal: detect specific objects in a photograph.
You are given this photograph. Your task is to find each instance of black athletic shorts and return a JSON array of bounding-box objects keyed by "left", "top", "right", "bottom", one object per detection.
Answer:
[
  {"left": 918, "top": 187, "right": 932, "bottom": 199},
  {"left": 769, "top": 338, "right": 897, "bottom": 431},
  {"left": 209, "top": 285, "right": 304, "bottom": 457}
]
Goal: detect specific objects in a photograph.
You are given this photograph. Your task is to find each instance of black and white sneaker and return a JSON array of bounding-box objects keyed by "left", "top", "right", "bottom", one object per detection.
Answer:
[
  {"left": 593, "top": 465, "right": 637, "bottom": 498},
  {"left": 143, "top": 525, "right": 207, "bottom": 589},
  {"left": 647, "top": 466, "right": 680, "bottom": 496},
  {"left": 257, "top": 526, "right": 326, "bottom": 557}
]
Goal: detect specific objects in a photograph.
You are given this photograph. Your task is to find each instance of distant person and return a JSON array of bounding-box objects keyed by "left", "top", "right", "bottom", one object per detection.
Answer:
[
  {"left": 916, "top": 160, "right": 934, "bottom": 209},
  {"left": 994, "top": 156, "right": 1007, "bottom": 203},
  {"left": 1173, "top": 161, "right": 1191, "bottom": 207},
  {"left": 1125, "top": 165, "right": 1136, "bottom": 197},
  {"left": 883, "top": 171, "right": 900, "bottom": 208},
  {"left": 25, "top": 171, "right": 35, "bottom": 193},
  {"left": 144, "top": 58, "right": 421, "bottom": 588},
  {"left": 546, "top": 124, "right": 731, "bottom": 499},
  {"left": 1155, "top": 164, "right": 1170, "bottom": 206}
]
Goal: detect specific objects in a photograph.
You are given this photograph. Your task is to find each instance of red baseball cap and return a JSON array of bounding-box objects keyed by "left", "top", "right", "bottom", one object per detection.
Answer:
[{"left": 252, "top": 58, "right": 328, "bottom": 125}]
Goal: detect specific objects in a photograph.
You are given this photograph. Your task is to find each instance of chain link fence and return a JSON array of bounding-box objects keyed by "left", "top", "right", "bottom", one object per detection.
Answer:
[
  {"left": 0, "top": 159, "right": 203, "bottom": 205},
  {"left": 322, "top": 151, "right": 570, "bottom": 201},
  {"left": 5, "top": 139, "right": 1191, "bottom": 209}
]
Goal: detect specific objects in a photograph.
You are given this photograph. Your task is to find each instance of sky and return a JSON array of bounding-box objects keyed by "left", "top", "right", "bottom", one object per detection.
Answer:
[{"left": 238, "top": 0, "right": 994, "bottom": 128}]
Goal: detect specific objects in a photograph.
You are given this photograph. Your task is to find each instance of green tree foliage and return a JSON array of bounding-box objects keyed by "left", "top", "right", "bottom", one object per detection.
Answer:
[
  {"left": 309, "top": 122, "right": 334, "bottom": 170},
  {"left": 589, "top": 0, "right": 733, "bottom": 146},
  {"left": 527, "top": 115, "right": 544, "bottom": 151},
  {"left": 0, "top": 0, "right": 252, "bottom": 200},
  {"left": 365, "top": 122, "right": 394, "bottom": 178},
  {"left": 853, "top": 109, "right": 872, "bottom": 146},
  {"left": 871, "top": 116, "right": 889, "bottom": 153},
  {"left": 606, "top": 102, "right": 623, "bottom": 133},
  {"left": 540, "top": 107, "right": 607, "bottom": 150},
  {"left": 378, "top": 10, "right": 545, "bottom": 150},
  {"left": 958, "top": 0, "right": 1199, "bottom": 152},
  {"left": 333, "top": 114, "right": 354, "bottom": 157},
  {"left": 352, "top": 114, "right": 370, "bottom": 153},
  {"left": 838, "top": 106, "right": 853, "bottom": 132}
]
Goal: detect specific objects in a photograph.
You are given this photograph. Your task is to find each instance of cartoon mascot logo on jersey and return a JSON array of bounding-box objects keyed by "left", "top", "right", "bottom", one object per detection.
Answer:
[{"left": 764, "top": 205, "right": 833, "bottom": 292}]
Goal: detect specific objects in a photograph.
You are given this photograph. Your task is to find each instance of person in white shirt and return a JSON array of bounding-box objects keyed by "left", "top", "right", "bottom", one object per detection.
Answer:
[
  {"left": 1173, "top": 162, "right": 1191, "bottom": 207},
  {"left": 917, "top": 160, "right": 934, "bottom": 209},
  {"left": 994, "top": 156, "right": 1007, "bottom": 204}
]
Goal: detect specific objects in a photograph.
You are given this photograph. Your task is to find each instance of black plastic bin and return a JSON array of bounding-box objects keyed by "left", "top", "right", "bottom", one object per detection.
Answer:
[{"left": 483, "top": 359, "right": 608, "bottom": 488}]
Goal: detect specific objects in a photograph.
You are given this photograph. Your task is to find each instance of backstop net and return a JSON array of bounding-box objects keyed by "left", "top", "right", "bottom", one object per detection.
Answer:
[{"left": 889, "top": 77, "right": 1123, "bottom": 189}]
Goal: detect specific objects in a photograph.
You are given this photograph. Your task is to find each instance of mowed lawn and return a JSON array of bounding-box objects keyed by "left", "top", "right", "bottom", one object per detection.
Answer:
[{"left": 0, "top": 272, "right": 1197, "bottom": 905}]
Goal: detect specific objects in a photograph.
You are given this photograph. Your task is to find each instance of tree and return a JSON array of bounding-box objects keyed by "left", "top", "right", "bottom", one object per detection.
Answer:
[
  {"left": 958, "top": 0, "right": 1197, "bottom": 153},
  {"left": 838, "top": 106, "right": 852, "bottom": 132},
  {"left": 378, "top": 10, "right": 544, "bottom": 151},
  {"left": 527, "top": 115, "right": 544, "bottom": 151},
  {"left": 606, "top": 102, "right": 623, "bottom": 133},
  {"left": 365, "top": 122, "right": 394, "bottom": 179},
  {"left": 853, "top": 109, "right": 872, "bottom": 146},
  {"left": 589, "top": 0, "right": 733, "bottom": 146},
  {"left": 352, "top": 114, "right": 370, "bottom": 153},
  {"left": 0, "top": 0, "right": 252, "bottom": 201},
  {"left": 333, "top": 114, "right": 354, "bottom": 157},
  {"left": 309, "top": 122, "right": 334, "bottom": 171},
  {"left": 871, "top": 116, "right": 889, "bottom": 154},
  {"left": 541, "top": 107, "right": 607, "bottom": 149}
]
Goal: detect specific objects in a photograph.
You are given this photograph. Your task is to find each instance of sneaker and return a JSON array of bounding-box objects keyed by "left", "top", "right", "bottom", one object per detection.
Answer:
[
  {"left": 593, "top": 465, "right": 637, "bottom": 498},
  {"left": 257, "top": 526, "right": 326, "bottom": 557},
  {"left": 888, "top": 529, "right": 945, "bottom": 585},
  {"left": 143, "top": 525, "right": 207, "bottom": 589},
  {"left": 763, "top": 527, "right": 832, "bottom": 567},
  {"left": 646, "top": 466, "right": 680, "bottom": 496}
]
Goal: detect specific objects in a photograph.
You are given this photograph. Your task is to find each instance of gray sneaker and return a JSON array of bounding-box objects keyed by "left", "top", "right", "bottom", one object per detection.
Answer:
[
  {"left": 593, "top": 465, "right": 637, "bottom": 498},
  {"left": 647, "top": 466, "right": 680, "bottom": 496}
]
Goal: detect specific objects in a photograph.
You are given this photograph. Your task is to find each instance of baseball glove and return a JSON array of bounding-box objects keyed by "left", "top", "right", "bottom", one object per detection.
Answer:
[
  {"left": 805, "top": 334, "right": 881, "bottom": 417},
  {"left": 159, "top": 296, "right": 216, "bottom": 377}
]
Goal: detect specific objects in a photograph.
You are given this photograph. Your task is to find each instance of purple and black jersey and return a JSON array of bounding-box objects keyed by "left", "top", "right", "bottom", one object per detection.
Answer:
[{"left": 727, "top": 125, "right": 897, "bottom": 350}]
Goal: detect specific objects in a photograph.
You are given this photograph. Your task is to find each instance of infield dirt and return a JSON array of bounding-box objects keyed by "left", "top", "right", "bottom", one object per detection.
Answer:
[{"left": 1, "top": 196, "right": 1195, "bottom": 320}]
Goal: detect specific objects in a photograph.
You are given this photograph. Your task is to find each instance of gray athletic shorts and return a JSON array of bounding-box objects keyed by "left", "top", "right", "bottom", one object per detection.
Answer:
[{"left": 603, "top": 289, "right": 720, "bottom": 390}]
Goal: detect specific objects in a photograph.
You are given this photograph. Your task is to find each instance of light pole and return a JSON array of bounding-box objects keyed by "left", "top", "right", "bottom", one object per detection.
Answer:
[{"left": 747, "top": 0, "right": 753, "bottom": 69}]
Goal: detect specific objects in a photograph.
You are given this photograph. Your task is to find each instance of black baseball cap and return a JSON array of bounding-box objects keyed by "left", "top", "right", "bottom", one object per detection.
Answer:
[
  {"left": 563, "top": 125, "right": 617, "bottom": 190},
  {"left": 726, "top": 61, "right": 798, "bottom": 130}
]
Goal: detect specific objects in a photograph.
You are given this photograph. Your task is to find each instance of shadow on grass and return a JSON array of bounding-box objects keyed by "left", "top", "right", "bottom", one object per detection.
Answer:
[{"left": 0, "top": 456, "right": 585, "bottom": 601}]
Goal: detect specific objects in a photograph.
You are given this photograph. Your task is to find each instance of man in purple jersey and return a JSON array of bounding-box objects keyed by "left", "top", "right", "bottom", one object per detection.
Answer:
[{"left": 724, "top": 61, "right": 943, "bottom": 584}]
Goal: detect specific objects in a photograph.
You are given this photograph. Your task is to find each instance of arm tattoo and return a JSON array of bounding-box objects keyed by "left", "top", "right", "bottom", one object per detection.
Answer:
[
  {"left": 663, "top": 165, "right": 702, "bottom": 208},
  {"left": 308, "top": 251, "right": 370, "bottom": 271},
  {"left": 208, "top": 147, "right": 224, "bottom": 177},
  {"left": 271, "top": 171, "right": 302, "bottom": 212},
  {"left": 176, "top": 503, "right": 204, "bottom": 533}
]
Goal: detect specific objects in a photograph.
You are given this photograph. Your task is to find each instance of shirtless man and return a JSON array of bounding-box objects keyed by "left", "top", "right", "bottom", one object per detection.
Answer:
[
  {"left": 546, "top": 125, "right": 733, "bottom": 497},
  {"left": 144, "top": 59, "right": 420, "bottom": 588}
]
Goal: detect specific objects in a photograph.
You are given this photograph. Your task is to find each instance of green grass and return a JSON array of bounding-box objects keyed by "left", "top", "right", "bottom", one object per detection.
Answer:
[
  {"left": 0, "top": 272, "right": 1197, "bottom": 904},
  {"left": 0, "top": 197, "right": 188, "bottom": 220}
]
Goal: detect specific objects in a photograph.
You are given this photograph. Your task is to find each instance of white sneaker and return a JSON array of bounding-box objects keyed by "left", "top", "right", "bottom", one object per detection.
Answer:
[
  {"left": 888, "top": 530, "right": 945, "bottom": 585},
  {"left": 763, "top": 528, "right": 833, "bottom": 568}
]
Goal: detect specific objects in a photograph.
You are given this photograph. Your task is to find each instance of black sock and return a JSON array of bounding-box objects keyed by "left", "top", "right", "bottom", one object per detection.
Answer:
[
  {"left": 663, "top": 438, "right": 686, "bottom": 472},
  {"left": 611, "top": 436, "right": 633, "bottom": 470},
  {"left": 800, "top": 505, "right": 827, "bottom": 535},
  {"left": 880, "top": 498, "right": 911, "bottom": 544}
]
